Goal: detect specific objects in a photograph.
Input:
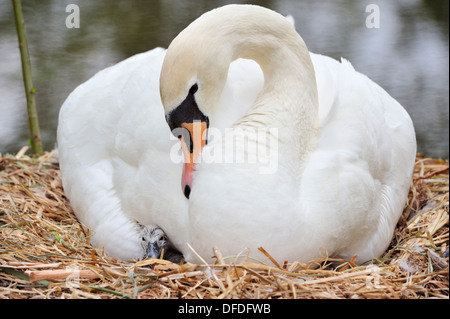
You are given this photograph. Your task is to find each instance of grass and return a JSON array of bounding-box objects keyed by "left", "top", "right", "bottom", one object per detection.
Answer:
[{"left": 0, "top": 146, "right": 448, "bottom": 299}]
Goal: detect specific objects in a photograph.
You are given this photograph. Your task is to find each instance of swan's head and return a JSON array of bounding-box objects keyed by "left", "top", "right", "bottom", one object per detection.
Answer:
[{"left": 160, "top": 7, "right": 236, "bottom": 198}]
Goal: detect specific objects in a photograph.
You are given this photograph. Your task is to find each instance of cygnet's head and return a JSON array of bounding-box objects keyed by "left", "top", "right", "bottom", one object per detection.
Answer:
[{"left": 141, "top": 225, "right": 184, "bottom": 264}]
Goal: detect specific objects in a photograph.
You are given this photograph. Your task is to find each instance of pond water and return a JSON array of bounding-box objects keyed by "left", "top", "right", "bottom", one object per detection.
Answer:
[{"left": 0, "top": 0, "right": 448, "bottom": 158}]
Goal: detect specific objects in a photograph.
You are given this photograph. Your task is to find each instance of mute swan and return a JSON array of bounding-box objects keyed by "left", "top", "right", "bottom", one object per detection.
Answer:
[
  {"left": 160, "top": 4, "right": 416, "bottom": 264},
  {"left": 58, "top": 4, "right": 416, "bottom": 265}
]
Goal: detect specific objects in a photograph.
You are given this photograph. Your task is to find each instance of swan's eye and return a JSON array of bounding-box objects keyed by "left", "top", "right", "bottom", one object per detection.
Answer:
[{"left": 189, "top": 83, "right": 198, "bottom": 95}]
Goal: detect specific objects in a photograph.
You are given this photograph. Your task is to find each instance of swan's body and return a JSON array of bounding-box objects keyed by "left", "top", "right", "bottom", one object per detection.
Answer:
[{"left": 58, "top": 5, "right": 416, "bottom": 264}]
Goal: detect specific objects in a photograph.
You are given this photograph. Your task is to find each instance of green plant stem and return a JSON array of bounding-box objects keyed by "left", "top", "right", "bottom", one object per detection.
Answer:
[{"left": 12, "top": 0, "right": 43, "bottom": 156}]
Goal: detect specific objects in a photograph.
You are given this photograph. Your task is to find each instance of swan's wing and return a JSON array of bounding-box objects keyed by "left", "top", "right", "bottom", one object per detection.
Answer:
[
  {"left": 304, "top": 53, "right": 416, "bottom": 261},
  {"left": 57, "top": 48, "right": 180, "bottom": 260}
]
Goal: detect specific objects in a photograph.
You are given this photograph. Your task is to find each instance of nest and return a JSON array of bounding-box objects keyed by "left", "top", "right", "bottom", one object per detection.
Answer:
[{"left": 0, "top": 146, "right": 448, "bottom": 299}]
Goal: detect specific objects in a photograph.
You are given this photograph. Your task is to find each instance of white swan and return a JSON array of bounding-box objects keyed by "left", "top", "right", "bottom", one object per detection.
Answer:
[
  {"left": 160, "top": 4, "right": 416, "bottom": 264},
  {"left": 58, "top": 4, "right": 416, "bottom": 264}
]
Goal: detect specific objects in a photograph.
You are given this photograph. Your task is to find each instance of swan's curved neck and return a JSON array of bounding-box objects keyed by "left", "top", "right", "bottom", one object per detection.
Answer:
[
  {"left": 220, "top": 7, "right": 320, "bottom": 172},
  {"left": 230, "top": 21, "right": 319, "bottom": 129}
]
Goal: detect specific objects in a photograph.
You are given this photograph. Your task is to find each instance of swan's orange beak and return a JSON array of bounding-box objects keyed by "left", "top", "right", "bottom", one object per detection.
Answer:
[{"left": 179, "top": 121, "right": 207, "bottom": 199}]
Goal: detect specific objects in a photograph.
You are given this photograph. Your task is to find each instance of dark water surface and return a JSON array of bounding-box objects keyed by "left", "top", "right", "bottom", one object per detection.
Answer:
[{"left": 0, "top": 0, "right": 448, "bottom": 158}]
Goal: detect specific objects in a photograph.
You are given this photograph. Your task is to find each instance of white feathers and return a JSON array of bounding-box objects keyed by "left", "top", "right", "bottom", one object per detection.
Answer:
[{"left": 58, "top": 5, "right": 416, "bottom": 264}]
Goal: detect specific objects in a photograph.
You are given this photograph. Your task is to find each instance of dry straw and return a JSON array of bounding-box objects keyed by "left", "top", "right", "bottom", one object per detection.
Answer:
[{"left": 1, "top": 146, "right": 448, "bottom": 299}]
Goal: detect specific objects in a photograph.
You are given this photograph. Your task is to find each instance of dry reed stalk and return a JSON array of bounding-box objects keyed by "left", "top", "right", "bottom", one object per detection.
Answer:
[
  {"left": 0, "top": 149, "right": 448, "bottom": 299},
  {"left": 25, "top": 268, "right": 100, "bottom": 282}
]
